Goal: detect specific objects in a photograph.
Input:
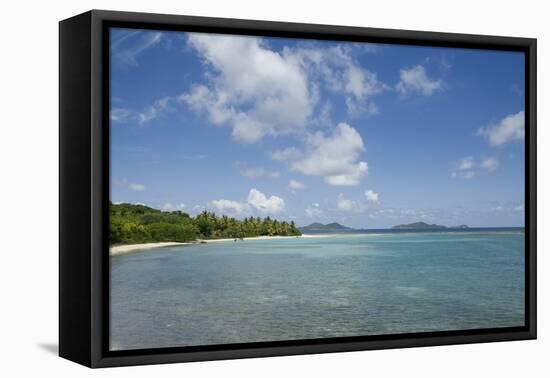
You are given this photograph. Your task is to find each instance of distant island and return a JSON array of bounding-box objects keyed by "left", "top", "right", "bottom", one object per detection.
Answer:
[
  {"left": 392, "top": 222, "right": 470, "bottom": 230},
  {"left": 300, "top": 221, "right": 473, "bottom": 233},
  {"left": 110, "top": 202, "right": 301, "bottom": 246},
  {"left": 300, "top": 222, "right": 354, "bottom": 232},
  {"left": 452, "top": 225, "right": 470, "bottom": 229}
]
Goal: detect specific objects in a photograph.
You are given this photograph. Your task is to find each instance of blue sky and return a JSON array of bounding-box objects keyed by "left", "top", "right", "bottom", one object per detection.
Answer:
[{"left": 109, "top": 28, "right": 525, "bottom": 228}]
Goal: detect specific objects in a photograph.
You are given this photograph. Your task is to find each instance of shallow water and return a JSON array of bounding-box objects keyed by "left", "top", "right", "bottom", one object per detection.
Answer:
[{"left": 110, "top": 230, "right": 525, "bottom": 350}]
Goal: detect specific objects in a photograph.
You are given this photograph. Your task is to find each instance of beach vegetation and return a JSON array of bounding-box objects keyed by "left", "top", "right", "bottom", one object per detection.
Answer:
[{"left": 110, "top": 202, "right": 301, "bottom": 245}]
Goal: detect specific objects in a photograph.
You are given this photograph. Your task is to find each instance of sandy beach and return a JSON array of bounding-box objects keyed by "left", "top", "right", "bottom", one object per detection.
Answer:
[
  {"left": 110, "top": 235, "right": 306, "bottom": 256},
  {"left": 110, "top": 242, "right": 193, "bottom": 256}
]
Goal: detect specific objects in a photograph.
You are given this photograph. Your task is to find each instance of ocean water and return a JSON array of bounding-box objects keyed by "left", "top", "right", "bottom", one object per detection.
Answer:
[{"left": 110, "top": 230, "right": 525, "bottom": 350}]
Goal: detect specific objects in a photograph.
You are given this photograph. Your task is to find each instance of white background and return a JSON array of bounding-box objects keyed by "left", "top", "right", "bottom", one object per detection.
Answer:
[{"left": 0, "top": 0, "right": 547, "bottom": 376}]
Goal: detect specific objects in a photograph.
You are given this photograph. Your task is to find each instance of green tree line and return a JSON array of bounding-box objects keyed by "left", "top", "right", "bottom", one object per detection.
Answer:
[{"left": 110, "top": 202, "right": 301, "bottom": 245}]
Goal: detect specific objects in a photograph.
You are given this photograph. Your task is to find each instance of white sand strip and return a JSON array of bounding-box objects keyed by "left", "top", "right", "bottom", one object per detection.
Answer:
[
  {"left": 110, "top": 242, "right": 192, "bottom": 256},
  {"left": 110, "top": 235, "right": 302, "bottom": 256},
  {"left": 202, "top": 235, "right": 301, "bottom": 243}
]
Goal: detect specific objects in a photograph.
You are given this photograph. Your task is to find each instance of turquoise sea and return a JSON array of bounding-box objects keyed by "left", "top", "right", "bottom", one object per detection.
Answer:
[{"left": 110, "top": 229, "right": 525, "bottom": 350}]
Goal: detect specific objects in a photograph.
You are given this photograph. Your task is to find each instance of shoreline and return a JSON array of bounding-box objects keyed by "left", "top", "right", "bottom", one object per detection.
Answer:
[
  {"left": 109, "top": 229, "right": 522, "bottom": 256},
  {"left": 110, "top": 235, "right": 306, "bottom": 256},
  {"left": 110, "top": 242, "right": 193, "bottom": 256}
]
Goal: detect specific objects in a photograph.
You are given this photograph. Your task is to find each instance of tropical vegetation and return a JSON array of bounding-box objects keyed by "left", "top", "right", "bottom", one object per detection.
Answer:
[{"left": 110, "top": 202, "right": 301, "bottom": 245}]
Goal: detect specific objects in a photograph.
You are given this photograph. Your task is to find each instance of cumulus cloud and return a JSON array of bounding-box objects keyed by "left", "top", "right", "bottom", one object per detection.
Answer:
[
  {"left": 396, "top": 65, "right": 442, "bottom": 96},
  {"left": 337, "top": 194, "right": 358, "bottom": 212},
  {"left": 478, "top": 111, "right": 525, "bottom": 146},
  {"left": 270, "top": 147, "right": 302, "bottom": 162},
  {"left": 289, "top": 123, "right": 368, "bottom": 186},
  {"left": 365, "top": 189, "right": 379, "bottom": 203},
  {"left": 180, "top": 34, "right": 313, "bottom": 143},
  {"left": 162, "top": 35, "right": 385, "bottom": 189},
  {"left": 190, "top": 204, "right": 206, "bottom": 215},
  {"left": 247, "top": 188, "right": 285, "bottom": 214},
  {"left": 180, "top": 34, "right": 390, "bottom": 144},
  {"left": 209, "top": 189, "right": 285, "bottom": 216},
  {"left": 289, "top": 179, "right": 306, "bottom": 191},
  {"left": 212, "top": 199, "right": 247, "bottom": 215},
  {"left": 287, "top": 45, "right": 386, "bottom": 115}
]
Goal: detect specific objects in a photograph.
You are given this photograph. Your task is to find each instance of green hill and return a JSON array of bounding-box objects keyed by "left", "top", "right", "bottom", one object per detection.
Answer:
[
  {"left": 392, "top": 221, "right": 447, "bottom": 230},
  {"left": 300, "top": 222, "right": 354, "bottom": 232}
]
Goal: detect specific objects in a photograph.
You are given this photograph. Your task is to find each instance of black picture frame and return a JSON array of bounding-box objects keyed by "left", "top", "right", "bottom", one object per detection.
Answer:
[{"left": 59, "top": 9, "right": 537, "bottom": 368}]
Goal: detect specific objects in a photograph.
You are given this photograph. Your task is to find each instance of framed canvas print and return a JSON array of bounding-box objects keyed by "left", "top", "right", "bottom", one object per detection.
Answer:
[{"left": 59, "top": 10, "right": 536, "bottom": 368}]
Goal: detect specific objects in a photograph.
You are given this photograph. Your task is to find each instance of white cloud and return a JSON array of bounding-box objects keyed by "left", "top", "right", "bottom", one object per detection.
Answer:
[
  {"left": 212, "top": 199, "right": 247, "bottom": 215},
  {"left": 289, "top": 179, "right": 306, "bottom": 191},
  {"left": 138, "top": 96, "right": 171, "bottom": 125},
  {"left": 110, "top": 108, "right": 131, "bottom": 123},
  {"left": 305, "top": 202, "right": 323, "bottom": 218},
  {"left": 162, "top": 203, "right": 186, "bottom": 211},
  {"left": 190, "top": 204, "right": 206, "bottom": 215},
  {"left": 368, "top": 207, "right": 432, "bottom": 222},
  {"left": 451, "top": 156, "right": 476, "bottom": 179},
  {"left": 173, "top": 36, "right": 390, "bottom": 191},
  {"left": 457, "top": 156, "right": 475, "bottom": 171},
  {"left": 290, "top": 123, "right": 368, "bottom": 186},
  {"left": 180, "top": 34, "right": 313, "bottom": 142},
  {"left": 478, "top": 111, "right": 525, "bottom": 146},
  {"left": 112, "top": 31, "right": 163, "bottom": 66},
  {"left": 247, "top": 188, "right": 285, "bottom": 214},
  {"left": 128, "top": 183, "right": 145, "bottom": 191},
  {"left": 396, "top": 65, "right": 442, "bottom": 96},
  {"left": 515, "top": 205, "right": 524, "bottom": 212},
  {"left": 240, "top": 167, "right": 280, "bottom": 178},
  {"left": 286, "top": 45, "right": 386, "bottom": 115},
  {"left": 492, "top": 203, "right": 524, "bottom": 215},
  {"left": 451, "top": 156, "right": 499, "bottom": 179},
  {"left": 270, "top": 147, "right": 302, "bottom": 162},
  {"left": 480, "top": 157, "right": 499, "bottom": 172},
  {"left": 337, "top": 194, "right": 357, "bottom": 212},
  {"left": 365, "top": 189, "right": 379, "bottom": 203},
  {"left": 181, "top": 35, "right": 389, "bottom": 143},
  {"left": 312, "top": 102, "right": 333, "bottom": 128},
  {"left": 109, "top": 96, "right": 173, "bottom": 125},
  {"left": 209, "top": 189, "right": 286, "bottom": 216},
  {"left": 119, "top": 178, "right": 145, "bottom": 191},
  {"left": 181, "top": 84, "right": 237, "bottom": 126}
]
